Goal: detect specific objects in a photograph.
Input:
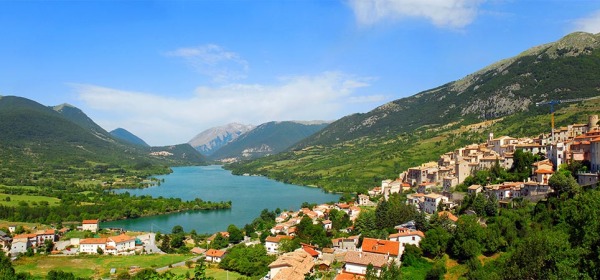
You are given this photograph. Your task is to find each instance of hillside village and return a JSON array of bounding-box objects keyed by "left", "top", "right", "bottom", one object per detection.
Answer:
[{"left": 2, "top": 115, "right": 599, "bottom": 279}]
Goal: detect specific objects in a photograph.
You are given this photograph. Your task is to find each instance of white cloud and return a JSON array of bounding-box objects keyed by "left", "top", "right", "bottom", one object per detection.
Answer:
[
  {"left": 349, "top": 0, "right": 484, "bottom": 28},
  {"left": 71, "top": 72, "right": 381, "bottom": 146},
  {"left": 166, "top": 44, "right": 249, "bottom": 83},
  {"left": 573, "top": 10, "right": 600, "bottom": 33}
]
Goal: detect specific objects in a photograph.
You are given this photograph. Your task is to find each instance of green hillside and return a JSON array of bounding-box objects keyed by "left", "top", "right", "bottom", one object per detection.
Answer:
[
  {"left": 0, "top": 96, "right": 206, "bottom": 186},
  {"left": 110, "top": 127, "right": 151, "bottom": 147},
  {"left": 227, "top": 32, "right": 600, "bottom": 193}
]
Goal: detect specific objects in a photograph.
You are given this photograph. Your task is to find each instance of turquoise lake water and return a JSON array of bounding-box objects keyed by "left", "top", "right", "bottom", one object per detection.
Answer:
[{"left": 102, "top": 165, "right": 339, "bottom": 234}]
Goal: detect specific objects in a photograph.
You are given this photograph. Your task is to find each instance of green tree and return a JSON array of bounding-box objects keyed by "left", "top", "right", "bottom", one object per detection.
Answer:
[
  {"left": 171, "top": 225, "right": 184, "bottom": 235},
  {"left": 548, "top": 171, "right": 580, "bottom": 198},
  {"left": 503, "top": 229, "right": 579, "bottom": 280},
  {"left": 450, "top": 215, "right": 485, "bottom": 261},
  {"left": 0, "top": 251, "right": 17, "bottom": 280},
  {"left": 227, "top": 224, "right": 244, "bottom": 244},
  {"left": 421, "top": 226, "right": 451, "bottom": 258},
  {"left": 193, "top": 259, "right": 215, "bottom": 280},
  {"left": 401, "top": 244, "right": 423, "bottom": 266}
]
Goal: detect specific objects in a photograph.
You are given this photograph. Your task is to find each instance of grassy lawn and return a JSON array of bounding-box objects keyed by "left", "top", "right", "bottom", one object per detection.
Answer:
[
  {"left": 0, "top": 193, "right": 60, "bottom": 207},
  {"left": 13, "top": 254, "right": 191, "bottom": 279},
  {"left": 166, "top": 265, "right": 245, "bottom": 280}
]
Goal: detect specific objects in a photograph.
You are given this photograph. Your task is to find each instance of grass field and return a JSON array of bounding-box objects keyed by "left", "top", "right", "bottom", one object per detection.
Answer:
[
  {"left": 13, "top": 254, "right": 192, "bottom": 279},
  {"left": 167, "top": 266, "right": 245, "bottom": 280},
  {"left": 0, "top": 193, "right": 60, "bottom": 207},
  {"left": 0, "top": 220, "right": 47, "bottom": 231}
]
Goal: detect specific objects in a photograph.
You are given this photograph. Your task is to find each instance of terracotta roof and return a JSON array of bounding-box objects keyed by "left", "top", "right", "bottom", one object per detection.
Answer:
[
  {"left": 82, "top": 219, "right": 99, "bottom": 224},
  {"left": 361, "top": 238, "right": 400, "bottom": 256},
  {"left": 323, "top": 220, "right": 332, "bottom": 224},
  {"left": 266, "top": 235, "right": 293, "bottom": 243},
  {"left": 206, "top": 249, "right": 226, "bottom": 258},
  {"left": 191, "top": 247, "right": 206, "bottom": 254},
  {"left": 106, "top": 246, "right": 116, "bottom": 250},
  {"left": 535, "top": 169, "right": 554, "bottom": 174},
  {"left": 14, "top": 233, "right": 37, "bottom": 239},
  {"left": 389, "top": 230, "right": 425, "bottom": 239},
  {"left": 302, "top": 246, "right": 320, "bottom": 258},
  {"left": 269, "top": 249, "right": 314, "bottom": 280},
  {"left": 80, "top": 238, "right": 108, "bottom": 244},
  {"left": 438, "top": 211, "right": 458, "bottom": 222},
  {"left": 344, "top": 251, "right": 389, "bottom": 267},
  {"left": 108, "top": 234, "right": 135, "bottom": 243},
  {"left": 335, "top": 271, "right": 363, "bottom": 280}
]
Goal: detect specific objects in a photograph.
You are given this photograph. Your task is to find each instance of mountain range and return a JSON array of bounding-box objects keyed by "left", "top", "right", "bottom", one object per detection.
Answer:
[
  {"left": 0, "top": 96, "right": 207, "bottom": 180},
  {"left": 188, "top": 123, "right": 255, "bottom": 156},
  {"left": 209, "top": 121, "right": 330, "bottom": 161},
  {"left": 227, "top": 31, "right": 600, "bottom": 192}
]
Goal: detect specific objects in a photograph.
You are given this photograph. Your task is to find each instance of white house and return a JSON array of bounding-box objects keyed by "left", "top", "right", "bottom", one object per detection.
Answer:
[
  {"left": 322, "top": 220, "right": 332, "bottom": 231},
  {"left": 265, "top": 235, "right": 292, "bottom": 255},
  {"left": 423, "top": 193, "right": 448, "bottom": 214},
  {"left": 205, "top": 249, "right": 227, "bottom": 263},
  {"left": 9, "top": 237, "right": 29, "bottom": 256},
  {"left": 82, "top": 220, "right": 99, "bottom": 233},
  {"left": 343, "top": 251, "right": 389, "bottom": 276},
  {"left": 389, "top": 229, "right": 425, "bottom": 255},
  {"left": 106, "top": 234, "right": 136, "bottom": 255},
  {"left": 79, "top": 238, "right": 107, "bottom": 254}
]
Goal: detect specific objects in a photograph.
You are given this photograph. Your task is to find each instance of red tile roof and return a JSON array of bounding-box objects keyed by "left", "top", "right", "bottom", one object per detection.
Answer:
[
  {"left": 535, "top": 169, "right": 554, "bottom": 174},
  {"left": 302, "top": 246, "right": 319, "bottom": 258},
  {"left": 265, "top": 235, "right": 293, "bottom": 243},
  {"left": 108, "top": 234, "right": 135, "bottom": 243},
  {"left": 82, "top": 219, "right": 99, "bottom": 224},
  {"left": 438, "top": 211, "right": 458, "bottom": 222},
  {"left": 80, "top": 238, "right": 108, "bottom": 244},
  {"left": 206, "top": 249, "right": 226, "bottom": 258},
  {"left": 361, "top": 238, "right": 400, "bottom": 257}
]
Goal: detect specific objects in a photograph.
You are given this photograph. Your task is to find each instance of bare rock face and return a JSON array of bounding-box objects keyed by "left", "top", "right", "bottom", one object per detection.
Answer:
[{"left": 188, "top": 123, "right": 255, "bottom": 156}]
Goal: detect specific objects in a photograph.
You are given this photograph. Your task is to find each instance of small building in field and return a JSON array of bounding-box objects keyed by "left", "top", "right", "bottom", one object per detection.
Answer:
[
  {"left": 205, "top": 249, "right": 227, "bottom": 263},
  {"left": 82, "top": 220, "right": 99, "bottom": 233}
]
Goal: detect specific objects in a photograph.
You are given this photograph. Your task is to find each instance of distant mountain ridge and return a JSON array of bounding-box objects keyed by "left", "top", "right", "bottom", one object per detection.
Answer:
[
  {"left": 188, "top": 123, "right": 255, "bottom": 156},
  {"left": 210, "top": 121, "right": 330, "bottom": 160},
  {"left": 300, "top": 32, "right": 600, "bottom": 146},
  {"left": 228, "top": 31, "right": 600, "bottom": 192},
  {"left": 110, "top": 128, "right": 150, "bottom": 147},
  {"left": 0, "top": 96, "right": 207, "bottom": 175}
]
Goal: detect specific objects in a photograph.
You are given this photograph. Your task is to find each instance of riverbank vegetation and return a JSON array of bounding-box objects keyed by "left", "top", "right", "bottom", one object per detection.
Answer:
[{"left": 0, "top": 183, "right": 231, "bottom": 224}]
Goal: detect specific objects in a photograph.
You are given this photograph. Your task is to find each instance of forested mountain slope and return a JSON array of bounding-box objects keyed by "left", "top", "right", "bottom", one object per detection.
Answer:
[{"left": 228, "top": 32, "right": 600, "bottom": 192}]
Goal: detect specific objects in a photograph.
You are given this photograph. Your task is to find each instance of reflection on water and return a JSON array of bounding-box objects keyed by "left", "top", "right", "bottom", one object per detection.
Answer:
[{"left": 102, "top": 166, "right": 339, "bottom": 234}]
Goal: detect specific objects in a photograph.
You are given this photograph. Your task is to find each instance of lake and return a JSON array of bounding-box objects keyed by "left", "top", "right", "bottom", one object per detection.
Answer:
[{"left": 102, "top": 165, "right": 339, "bottom": 234}]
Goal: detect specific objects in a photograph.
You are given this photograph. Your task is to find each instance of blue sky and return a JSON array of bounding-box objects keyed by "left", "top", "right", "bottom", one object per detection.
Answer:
[{"left": 1, "top": 0, "right": 600, "bottom": 146}]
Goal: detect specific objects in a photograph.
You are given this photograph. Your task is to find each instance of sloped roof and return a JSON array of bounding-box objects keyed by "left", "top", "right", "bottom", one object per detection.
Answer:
[
  {"left": 389, "top": 230, "right": 425, "bottom": 239},
  {"left": 108, "top": 234, "right": 135, "bottom": 243},
  {"left": 266, "top": 235, "right": 293, "bottom": 243},
  {"left": 361, "top": 238, "right": 400, "bottom": 257},
  {"left": 82, "top": 219, "right": 99, "bottom": 224},
  {"left": 343, "top": 251, "right": 389, "bottom": 267},
  {"left": 269, "top": 249, "right": 314, "bottom": 280},
  {"left": 438, "top": 211, "right": 459, "bottom": 222},
  {"left": 206, "top": 249, "right": 226, "bottom": 258},
  {"left": 80, "top": 238, "right": 108, "bottom": 245}
]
